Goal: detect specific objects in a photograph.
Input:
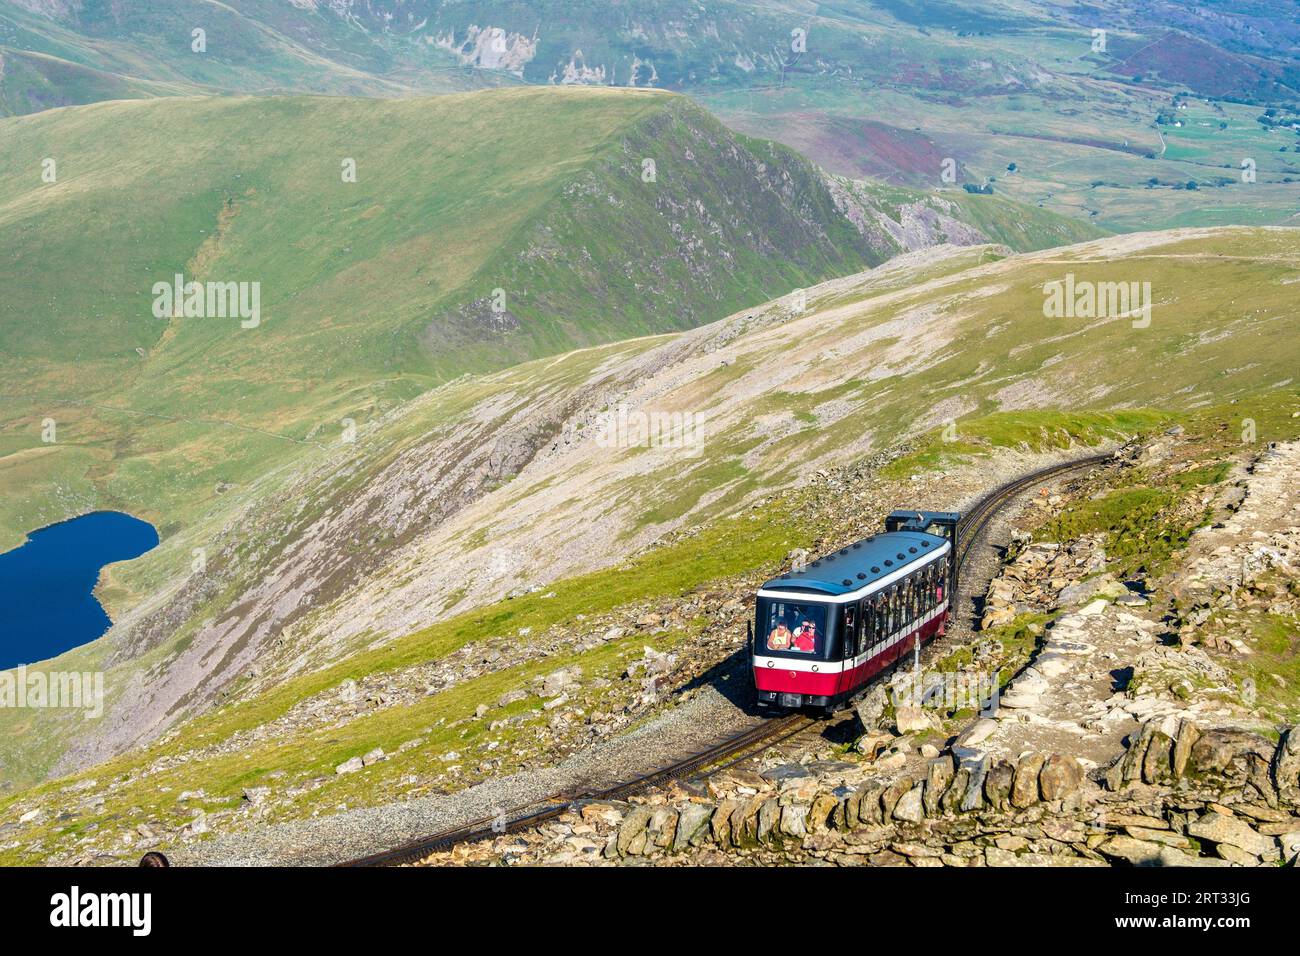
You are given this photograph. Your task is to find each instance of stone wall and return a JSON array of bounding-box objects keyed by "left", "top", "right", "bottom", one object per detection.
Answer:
[{"left": 601, "top": 718, "right": 1300, "bottom": 867}]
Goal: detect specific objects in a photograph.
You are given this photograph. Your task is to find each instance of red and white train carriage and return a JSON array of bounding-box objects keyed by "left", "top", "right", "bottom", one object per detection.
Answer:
[{"left": 750, "top": 510, "right": 961, "bottom": 712}]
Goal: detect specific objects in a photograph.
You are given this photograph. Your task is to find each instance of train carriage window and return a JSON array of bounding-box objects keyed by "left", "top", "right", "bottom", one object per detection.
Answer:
[
  {"left": 871, "top": 593, "right": 886, "bottom": 644},
  {"left": 760, "top": 600, "right": 829, "bottom": 657},
  {"left": 842, "top": 603, "right": 858, "bottom": 660}
]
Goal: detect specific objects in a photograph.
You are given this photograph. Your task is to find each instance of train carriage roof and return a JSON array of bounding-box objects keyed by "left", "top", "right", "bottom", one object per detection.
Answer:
[{"left": 760, "top": 530, "right": 949, "bottom": 598}]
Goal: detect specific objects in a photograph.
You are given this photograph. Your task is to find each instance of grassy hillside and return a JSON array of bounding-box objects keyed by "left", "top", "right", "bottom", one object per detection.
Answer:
[
  {"left": 0, "top": 45, "right": 177, "bottom": 113},
  {"left": 0, "top": 86, "right": 1090, "bottom": 558},
  {"left": 0, "top": 0, "right": 480, "bottom": 106},
  {"left": 2, "top": 222, "right": 1298, "bottom": 854},
  {"left": 0, "top": 90, "right": 811, "bottom": 552},
  {"left": 4, "top": 225, "right": 1297, "bottom": 799}
]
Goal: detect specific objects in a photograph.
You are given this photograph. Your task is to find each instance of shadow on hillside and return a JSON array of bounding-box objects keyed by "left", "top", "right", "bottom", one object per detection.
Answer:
[{"left": 674, "top": 647, "right": 769, "bottom": 717}]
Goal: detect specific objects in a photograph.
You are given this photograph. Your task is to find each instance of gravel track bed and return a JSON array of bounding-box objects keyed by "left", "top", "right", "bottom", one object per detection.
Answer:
[{"left": 172, "top": 683, "right": 758, "bottom": 866}]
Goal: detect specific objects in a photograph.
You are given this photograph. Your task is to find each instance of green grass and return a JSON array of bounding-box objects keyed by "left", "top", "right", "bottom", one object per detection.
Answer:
[
  {"left": 1036, "top": 485, "right": 1206, "bottom": 578},
  {"left": 4, "top": 83, "right": 1080, "bottom": 561},
  {"left": 1232, "top": 615, "right": 1300, "bottom": 724},
  {"left": 880, "top": 410, "right": 1170, "bottom": 480}
]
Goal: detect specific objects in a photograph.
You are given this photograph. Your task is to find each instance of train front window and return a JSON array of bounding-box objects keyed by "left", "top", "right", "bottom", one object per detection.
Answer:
[{"left": 760, "top": 600, "right": 829, "bottom": 656}]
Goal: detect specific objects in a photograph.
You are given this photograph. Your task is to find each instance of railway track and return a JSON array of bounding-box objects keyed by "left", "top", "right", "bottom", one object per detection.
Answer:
[{"left": 341, "top": 452, "right": 1113, "bottom": 867}]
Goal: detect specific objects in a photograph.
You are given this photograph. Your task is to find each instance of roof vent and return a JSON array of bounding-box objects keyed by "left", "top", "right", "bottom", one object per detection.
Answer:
[
  {"left": 921, "top": 541, "right": 930, "bottom": 547},
  {"left": 840, "top": 549, "right": 849, "bottom": 556},
  {"left": 871, "top": 566, "right": 880, "bottom": 573},
  {"left": 857, "top": 572, "right": 866, "bottom": 580},
  {"left": 909, "top": 547, "right": 918, "bottom": 554},
  {"left": 842, "top": 579, "right": 853, "bottom": 586},
  {"left": 884, "top": 560, "right": 893, "bottom": 567},
  {"left": 852, "top": 542, "right": 862, "bottom": 550},
  {"left": 896, "top": 553, "right": 906, "bottom": 560}
]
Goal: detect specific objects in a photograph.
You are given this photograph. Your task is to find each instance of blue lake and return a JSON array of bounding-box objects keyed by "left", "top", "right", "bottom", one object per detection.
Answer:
[{"left": 0, "top": 511, "right": 159, "bottom": 670}]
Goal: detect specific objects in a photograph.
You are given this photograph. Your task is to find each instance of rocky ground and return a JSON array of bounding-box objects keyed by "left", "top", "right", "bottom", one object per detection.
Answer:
[{"left": 413, "top": 436, "right": 1300, "bottom": 867}]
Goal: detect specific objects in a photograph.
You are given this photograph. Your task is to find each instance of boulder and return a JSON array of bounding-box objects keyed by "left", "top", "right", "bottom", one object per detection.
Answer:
[
  {"left": 855, "top": 784, "right": 886, "bottom": 827},
  {"left": 734, "top": 796, "right": 766, "bottom": 848},
  {"left": 617, "top": 807, "right": 654, "bottom": 857},
  {"left": 580, "top": 802, "right": 626, "bottom": 828},
  {"left": 1011, "top": 754, "right": 1046, "bottom": 809},
  {"left": 1187, "top": 811, "right": 1278, "bottom": 861},
  {"left": 496, "top": 688, "right": 528, "bottom": 707},
  {"left": 984, "top": 760, "right": 1015, "bottom": 811},
  {"left": 961, "top": 758, "right": 989, "bottom": 812},
  {"left": 956, "top": 718, "right": 998, "bottom": 747},
  {"left": 855, "top": 730, "right": 894, "bottom": 760},
  {"left": 780, "top": 803, "right": 809, "bottom": 839},
  {"left": 1172, "top": 719, "right": 1202, "bottom": 779},
  {"left": 335, "top": 756, "right": 363, "bottom": 775},
  {"left": 895, "top": 705, "right": 936, "bottom": 735},
  {"left": 806, "top": 792, "right": 838, "bottom": 833},
  {"left": 1141, "top": 731, "right": 1174, "bottom": 784},
  {"left": 540, "top": 667, "right": 580, "bottom": 698},
  {"left": 892, "top": 784, "right": 925, "bottom": 824},
  {"left": 942, "top": 768, "right": 971, "bottom": 815},
  {"left": 1039, "top": 754, "right": 1084, "bottom": 801},
  {"left": 1097, "top": 835, "right": 1165, "bottom": 866},
  {"left": 981, "top": 606, "right": 1016, "bottom": 630},
  {"left": 711, "top": 799, "right": 741, "bottom": 847},
  {"left": 1272, "top": 725, "right": 1300, "bottom": 806},
  {"left": 1120, "top": 721, "right": 1158, "bottom": 783},
  {"left": 1191, "top": 729, "right": 1277, "bottom": 798},
  {"left": 924, "top": 756, "right": 955, "bottom": 816},
  {"left": 756, "top": 799, "right": 782, "bottom": 844},
  {"left": 1057, "top": 574, "right": 1123, "bottom": 607},
  {"left": 648, "top": 807, "right": 678, "bottom": 848},
  {"left": 881, "top": 777, "right": 914, "bottom": 820},
  {"left": 854, "top": 685, "right": 887, "bottom": 730},
  {"left": 844, "top": 787, "right": 867, "bottom": 829},
  {"left": 673, "top": 804, "right": 713, "bottom": 852}
]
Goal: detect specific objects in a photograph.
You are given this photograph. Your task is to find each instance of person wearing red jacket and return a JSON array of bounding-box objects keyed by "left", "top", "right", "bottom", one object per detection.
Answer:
[{"left": 791, "top": 620, "right": 818, "bottom": 653}]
